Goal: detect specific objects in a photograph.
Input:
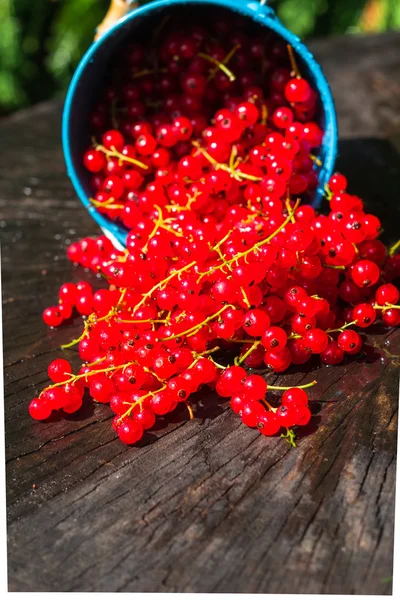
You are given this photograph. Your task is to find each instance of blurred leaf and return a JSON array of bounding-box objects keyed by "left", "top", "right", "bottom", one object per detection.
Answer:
[
  {"left": 277, "top": 0, "right": 327, "bottom": 37},
  {"left": 47, "top": 0, "right": 108, "bottom": 90},
  {"left": 0, "top": 0, "right": 26, "bottom": 111},
  {"left": 387, "top": 0, "right": 400, "bottom": 28},
  {"left": 330, "top": 0, "right": 367, "bottom": 33}
]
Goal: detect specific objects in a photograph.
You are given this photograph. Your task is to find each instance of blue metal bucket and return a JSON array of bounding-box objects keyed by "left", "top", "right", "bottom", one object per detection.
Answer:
[{"left": 62, "top": 0, "right": 338, "bottom": 249}]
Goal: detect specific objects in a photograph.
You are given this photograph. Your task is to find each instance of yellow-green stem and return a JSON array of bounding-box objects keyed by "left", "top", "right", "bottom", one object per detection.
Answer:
[
  {"left": 268, "top": 380, "right": 317, "bottom": 391},
  {"left": 161, "top": 304, "right": 235, "bottom": 341},
  {"left": 389, "top": 240, "right": 400, "bottom": 256}
]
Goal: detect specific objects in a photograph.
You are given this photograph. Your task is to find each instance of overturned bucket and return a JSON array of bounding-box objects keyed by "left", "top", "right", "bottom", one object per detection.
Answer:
[{"left": 62, "top": 0, "right": 338, "bottom": 248}]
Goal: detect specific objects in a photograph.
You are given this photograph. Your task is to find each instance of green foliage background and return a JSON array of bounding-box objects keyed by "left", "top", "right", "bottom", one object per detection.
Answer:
[{"left": 0, "top": 0, "right": 399, "bottom": 116}]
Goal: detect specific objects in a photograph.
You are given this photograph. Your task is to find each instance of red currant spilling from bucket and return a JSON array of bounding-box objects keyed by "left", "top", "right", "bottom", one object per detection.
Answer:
[{"left": 31, "top": 11, "right": 399, "bottom": 449}]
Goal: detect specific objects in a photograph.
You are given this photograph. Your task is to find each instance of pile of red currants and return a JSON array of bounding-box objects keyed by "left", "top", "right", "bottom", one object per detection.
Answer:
[{"left": 30, "top": 13, "right": 400, "bottom": 447}]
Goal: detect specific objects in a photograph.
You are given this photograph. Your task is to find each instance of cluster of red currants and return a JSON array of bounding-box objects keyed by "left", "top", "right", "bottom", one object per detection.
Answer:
[
  {"left": 82, "top": 16, "right": 322, "bottom": 224},
  {"left": 30, "top": 14, "right": 400, "bottom": 447}
]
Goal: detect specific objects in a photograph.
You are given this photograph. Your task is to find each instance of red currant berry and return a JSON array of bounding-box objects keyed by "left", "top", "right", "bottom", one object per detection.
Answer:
[
  {"left": 241, "top": 374, "right": 267, "bottom": 400},
  {"left": 102, "top": 129, "right": 124, "bottom": 151},
  {"left": 337, "top": 330, "right": 361, "bottom": 353},
  {"left": 83, "top": 149, "right": 106, "bottom": 173},
  {"left": 117, "top": 421, "right": 144, "bottom": 444},
  {"left": 48, "top": 359, "right": 72, "bottom": 383},
  {"left": 29, "top": 398, "right": 52, "bottom": 420},
  {"left": 42, "top": 306, "right": 63, "bottom": 327},
  {"left": 276, "top": 404, "right": 297, "bottom": 428},
  {"left": 293, "top": 404, "right": 312, "bottom": 426},
  {"left": 303, "top": 328, "right": 329, "bottom": 353},
  {"left": 382, "top": 308, "right": 400, "bottom": 327},
  {"left": 376, "top": 284, "right": 399, "bottom": 306},
  {"left": 257, "top": 412, "right": 280, "bottom": 435},
  {"left": 132, "top": 406, "right": 156, "bottom": 429},
  {"left": 329, "top": 172, "right": 347, "bottom": 193},
  {"left": 282, "top": 388, "right": 309, "bottom": 407},
  {"left": 215, "top": 366, "right": 247, "bottom": 397},
  {"left": 321, "top": 341, "right": 344, "bottom": 365},
  {"left": 351, "top": 260, "right": 380, "bottom": 288},
  {"left": 262, "top": 326, "right": 287, "bottom": 351},
  {"left": 241, "top": 401, "right": 266, "bottom": 428},
  {"left": 242, "top": 309, "right": 270, "bottom": 337},
  {"left": 284, "top": 78, "right": 311, "bottom": 103},
  {"left": 352, "top": 303, "right": 376, "bottom": 328}
]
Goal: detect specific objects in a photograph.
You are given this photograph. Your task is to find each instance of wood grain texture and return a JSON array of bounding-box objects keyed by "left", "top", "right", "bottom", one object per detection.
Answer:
[{"left": 2, "top": 32, "right": 400, "bottom": 593}]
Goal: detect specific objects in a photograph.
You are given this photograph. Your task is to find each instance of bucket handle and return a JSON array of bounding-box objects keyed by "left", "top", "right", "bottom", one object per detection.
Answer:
[
  {"left": 94, "top": 0, "right": 276, "bottom": 40},
  {"left": 95, "top": 0, "right": 138, "bottom": 41}
]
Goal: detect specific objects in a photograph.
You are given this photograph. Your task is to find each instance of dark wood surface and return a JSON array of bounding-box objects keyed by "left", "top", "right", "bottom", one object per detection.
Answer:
[{"left": 2, "top": 32, "right": 400, "bottom": 594}]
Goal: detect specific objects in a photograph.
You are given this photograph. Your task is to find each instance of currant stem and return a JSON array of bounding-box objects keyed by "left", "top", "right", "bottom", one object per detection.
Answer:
[
  {"left": 188, "top": 346, "right": 220, "bottom": 369},
  {"left": 186, "top": 402, "right": 194, "bottom": 420},
  {"left": 235, "top": 339, "right": 260, "bottom": 365},
  {"left": 132, "top": 68, "right": 168, "bottom": 78},
  {"left": 281, "top": 427, "right": 297, "bottom": 447},
  {"left": 132, "top": 260, "right": 197, "bottom": 314},
  {"left": 198, "top": 199, "right": 300, "bottom": 281},
  {"left": 116, "top": 318, "right": 168, "bottom": 324},
  {"left": 287, "top": 45, "right": 301, "bottom": 79},
  {"left": 198, "top": 51, "right": 236, "bottom": 82},
  {"left": 227, "top": 199, "right": 300, "bottom": 265},
  {"left": 309, "top": 153, "right": 322, "bottom": 167},
  {"left": 212, "top": 228, "right": 235, "bottom": 252},
  {"left": 261, "top": 103, "right": 268, "bottom": 125},
  {"left": 142, "top": 205, "right": 164, "bottom": 252},
  {"left": 196, "top": 345, "right": 220, "bottom": 358},
  {"left": 90, "top": 197, "right": 125, "bottom": 210},
  {"left": 118, "top": 387, "right": 166, "bottom": 423},
  {"left": 207, "top": 44, "right": 240, "bottom": 82},
  {"left": 192, "top": 141, "right": 262, "bottom": 182},
  {"left": 261, "top": 397, "right": 277, "bottom": 413},
  {"left": 160, "top": 304, "right": 235, "bottom": 341},
  {"left": 209, "top": 357, "right": 228, "bottom": 370},
  {"left": 61, "top": 329, "right": 88, "bottom": 349},
  {"left": 389, "top": 240, "right": 400, "bottom": 256},
  {"left": 373, "top": 303, "right": 400, "bottom": 311},
  {"left": 94, "top": 142, "right": 148, "bottom": 170},
  {"left": 285, "top": 198, "right": 296, "bottom": 224},
  {"left": 322, "top": 264, "right": 346, "bottom": 270},
  {"left": 240, "top": 287, "right": 251, "bottom": 308},
  {"left": 268, "top": 379, "right": 317, "bottom": 391},
  {"left": 86, "top": 356, "right": 106, "bottom": 367},
  {"left": 324, "top": 183, "right": 333, "bottom": 201},
  {"left": 326, "top": 320, "right": 358, "bottom": 333},
  {"left": 229, "top": 145, "right": 237, "bottom": 170},
  {"left": 40, "top": 360, "right": 138, "bottom": 396},
  {"left": 165, "top": 191, "right": 199, "bottom": 213}
]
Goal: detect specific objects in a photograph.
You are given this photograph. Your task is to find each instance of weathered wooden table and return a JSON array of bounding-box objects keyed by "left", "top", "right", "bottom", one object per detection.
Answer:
[{"left": 2, "top": 32, "right": 400, "bottom": 594}]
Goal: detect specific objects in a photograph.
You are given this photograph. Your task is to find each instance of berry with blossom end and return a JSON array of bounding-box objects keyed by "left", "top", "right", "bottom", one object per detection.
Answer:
[
  {"left": 241, "top": 401, "right": 267, "bottom": 427},
  {"left": 337, "top": 330, "right": 361, "bottom": 353},
  {"left": 352, "top": 303, "right": 376, "bottom": 328},
  {"left": 42, "top": 306, "right": 63, "bottom": 327},
  {"left": 257, "top": 412, "right": 281, "bottom": 436},
  {"left": 351, "top": 260, "right": 380, "bottom": 288}
]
